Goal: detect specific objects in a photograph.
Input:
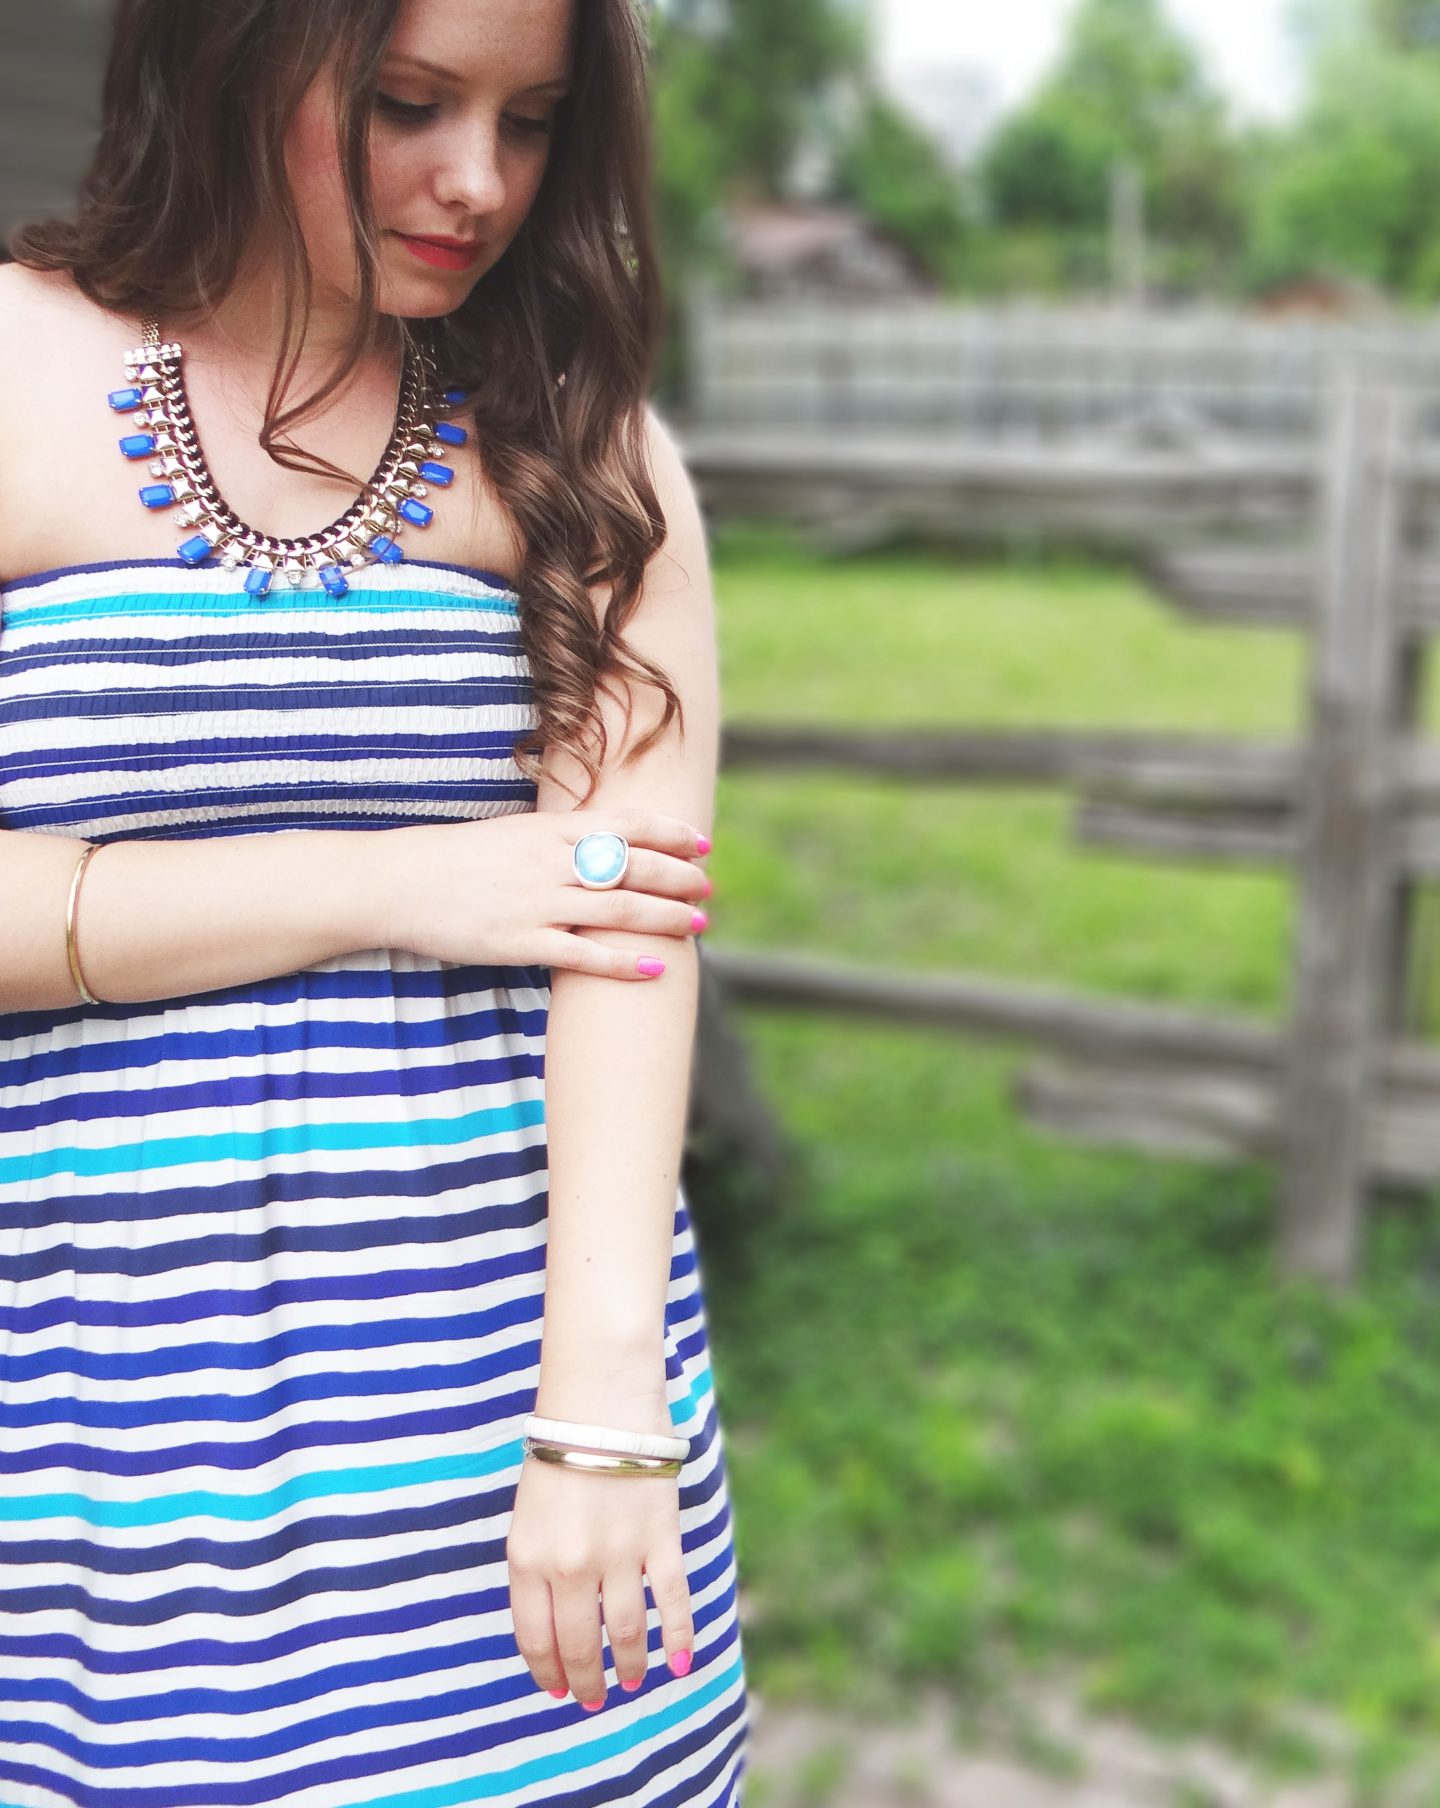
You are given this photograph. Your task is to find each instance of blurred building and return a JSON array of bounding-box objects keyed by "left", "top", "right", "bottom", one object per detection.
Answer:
[{"left": 718, "top": 199, "right": 937, "bottom": 300}]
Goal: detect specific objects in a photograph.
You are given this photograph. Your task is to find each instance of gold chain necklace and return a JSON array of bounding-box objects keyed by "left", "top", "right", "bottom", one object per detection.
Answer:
[{"left": 109, "top": 311, "right": 467, "bottom": 598}]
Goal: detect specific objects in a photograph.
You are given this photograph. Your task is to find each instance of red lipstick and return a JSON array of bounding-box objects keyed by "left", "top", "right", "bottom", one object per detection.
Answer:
[{"left": 395, "top": 233, "right": 484, "bottom": 271}]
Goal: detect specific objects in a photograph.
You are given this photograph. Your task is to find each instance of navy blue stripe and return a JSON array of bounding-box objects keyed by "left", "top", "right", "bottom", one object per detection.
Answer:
[
  {"left": 0, "top": 1186, "right": 551, "bottom": 1287},
  {"left": 2, "top": 791, "right": 539, "bottom": 839},
  {"left": 0, "top": 1138, "right": 547, "bottom": 1242},
  {"left": 0, "top": 1233, "right": 552, "bottom": 1338},
  {"left": 0, "top": 621, "right": 522, "bottom": 667},
  {"left": 0, "top": 674, "right": 530, "bottom": 723},
  {"left": 4, "top": 1382, "right": 536, "bottom": 1477},
  {"left": 1, "top": 1342, "right": 564, "bottom": 1432},
  {"left": 0, "top": 1297, "right": 538, "bottom": 1385},
  {"left": 0, "top": 1493, "right": 733, "bottom": 1644},
  {"left": 0, "top": 979, "right": 548, "bottom": 1083},
  {"left": 2, "top": 1044, "right": 544, "bottom": 1138},
  {"left": 0, "top": 1490, "right": 731, "bottom": 1656}
]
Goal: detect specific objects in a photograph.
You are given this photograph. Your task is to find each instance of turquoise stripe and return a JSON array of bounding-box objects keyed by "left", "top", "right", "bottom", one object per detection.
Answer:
[
  {"left": 670, "top": 1364, "right": 713, "bottom": 1430},
  {"left": 4, "top": 589, "right": 518, "bottom": 629},
  {"left": 0, "top": 1442, "right": 526, "bottom": 1529},
  {"left": 0, "top": 1097, "right": 545, "bottom": 1185},
  {"left": 351, "top": 1649, "right": 746, "bottom": 1808}
]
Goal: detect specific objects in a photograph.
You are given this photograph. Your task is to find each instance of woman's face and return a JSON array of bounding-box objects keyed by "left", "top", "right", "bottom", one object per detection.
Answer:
[{"left": 285, "top": 0, "right": 575, "bottom": 319}]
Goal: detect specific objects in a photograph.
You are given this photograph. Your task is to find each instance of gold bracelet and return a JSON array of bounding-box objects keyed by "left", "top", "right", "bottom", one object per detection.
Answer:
[
  {"left": 523, "top": 1439, "right": 682, "bottom": 1479},
  {"left": 66, "top": 843, "right": 107, "bottom": 1006}
]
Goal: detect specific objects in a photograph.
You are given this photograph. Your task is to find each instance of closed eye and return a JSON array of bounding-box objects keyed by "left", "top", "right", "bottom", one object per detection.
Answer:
[{"left": 375, "top": 92, "right": 437, "bottom": 124}]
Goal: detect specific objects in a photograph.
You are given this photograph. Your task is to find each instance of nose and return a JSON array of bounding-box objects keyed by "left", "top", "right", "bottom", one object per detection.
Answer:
[{"left": 432, "top": 119, "right": 507, "bottom": 219}]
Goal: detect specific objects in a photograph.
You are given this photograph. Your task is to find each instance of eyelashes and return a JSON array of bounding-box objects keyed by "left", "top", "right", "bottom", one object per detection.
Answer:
[{"left": 374, "top": 93, "right": 555, "bottom": 137}]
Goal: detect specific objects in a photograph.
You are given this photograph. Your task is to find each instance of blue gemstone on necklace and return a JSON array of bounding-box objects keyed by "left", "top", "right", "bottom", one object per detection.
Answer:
[
  {"left": 319, "top": 565, "right": 350, "bottom": 598},
  {"left": 398, "top": 498, "right": 433, "bottom": 527},
  {"left": 433, "top": 421, "right": 466, "bottom": 446},
  {"left": 108, "top": 387, "right": 144, "bottom": 412},
  {"left": 369, "top": 535, "right": 404, "bottom": 563},
  {"left": 418, "top": 460, "right": 454, "bottom": 486},
  {"left": 138, "top": 483, "right": 176, "bottom": 509},
  {"left": 244, "top": 566, "right": 274, "bottom": 597},
  {"left": 119, "top": 433, "right": 158, "bottom": 459},
  {"left": 177, "top": 534, "right": 214, "bottom": 565},
  {"left": 442, "top": 387, "right": 467, "bottom": 404}
]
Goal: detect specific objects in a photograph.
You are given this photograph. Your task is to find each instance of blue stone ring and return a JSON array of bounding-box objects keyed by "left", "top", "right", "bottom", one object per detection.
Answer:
[{"left": 572, "top": 831, "right": 631, "bottom": 891}]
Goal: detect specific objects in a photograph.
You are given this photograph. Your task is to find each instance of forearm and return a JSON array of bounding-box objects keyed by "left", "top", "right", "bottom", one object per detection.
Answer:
[
  {"left": 534, "top": 929, "right": 700, "bottom": 1423},
  {"left": 0, "top": 825, "right": 395, "bottom": 1011}
]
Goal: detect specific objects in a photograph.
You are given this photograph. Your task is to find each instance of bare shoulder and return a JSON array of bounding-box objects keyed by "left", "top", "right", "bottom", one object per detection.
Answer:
[{"left": 638, "top": 400, "right": 711, "bottom": 612}]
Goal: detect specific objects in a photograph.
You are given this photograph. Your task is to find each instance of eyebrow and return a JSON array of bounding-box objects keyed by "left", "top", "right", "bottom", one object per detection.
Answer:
[{"left": 386, "top": 52, "right": 571, "bottom": 94}]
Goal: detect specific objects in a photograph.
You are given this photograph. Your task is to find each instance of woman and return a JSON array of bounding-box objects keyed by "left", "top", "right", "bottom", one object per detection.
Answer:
[{"left": 0, "top": 0, "right": 748, "bottom": 1801}]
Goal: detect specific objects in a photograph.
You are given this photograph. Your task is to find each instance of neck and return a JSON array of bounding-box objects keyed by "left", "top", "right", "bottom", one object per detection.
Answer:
[{"left": 162, "top": 262, "right": 406, "bottom": 375}]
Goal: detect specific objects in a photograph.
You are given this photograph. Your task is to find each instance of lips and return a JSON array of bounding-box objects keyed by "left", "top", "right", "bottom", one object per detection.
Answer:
[{"left": 394, "top": 232, "right": 485, "bottom": 271}]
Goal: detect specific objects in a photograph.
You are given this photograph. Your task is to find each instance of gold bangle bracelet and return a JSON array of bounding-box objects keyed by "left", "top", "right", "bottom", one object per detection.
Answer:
[
  {"left": 66, "top": 843, "right": 106, "bottom": 1007},
  {"left": 523, "top": 1439, "right": 682, "bottom": 1479}
]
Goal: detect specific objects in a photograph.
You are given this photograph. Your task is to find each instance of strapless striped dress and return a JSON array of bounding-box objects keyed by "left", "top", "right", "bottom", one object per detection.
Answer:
[{"left": 0, "top": 556, "right": 748, "bottom": 1808}]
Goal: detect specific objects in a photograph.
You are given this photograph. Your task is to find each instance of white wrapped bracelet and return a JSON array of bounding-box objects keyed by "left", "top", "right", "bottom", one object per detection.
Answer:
[{"left": 523, "top": 1414, "right": 690, "bottom": 1464}]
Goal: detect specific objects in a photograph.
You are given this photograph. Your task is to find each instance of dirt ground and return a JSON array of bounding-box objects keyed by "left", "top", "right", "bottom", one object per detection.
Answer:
[{"left": 739, "top": 1682, "right": 1440, "bottom": 1808}]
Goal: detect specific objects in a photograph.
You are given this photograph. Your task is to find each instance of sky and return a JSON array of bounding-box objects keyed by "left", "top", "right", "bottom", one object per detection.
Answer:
[{"left": 874, "top": 0, "right": 1304, "bottom": 123}]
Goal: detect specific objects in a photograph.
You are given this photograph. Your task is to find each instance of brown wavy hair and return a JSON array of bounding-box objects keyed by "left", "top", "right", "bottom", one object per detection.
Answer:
[{"left": 8, "top": 0, "right": 678, "bottom": 803}]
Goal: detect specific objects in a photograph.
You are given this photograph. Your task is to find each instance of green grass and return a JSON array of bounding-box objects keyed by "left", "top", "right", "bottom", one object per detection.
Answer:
[{"left": 699, "top": 521, "right": 1440, "bottom": 1797}]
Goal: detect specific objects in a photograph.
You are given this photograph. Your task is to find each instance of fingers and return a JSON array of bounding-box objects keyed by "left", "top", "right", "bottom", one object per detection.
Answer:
[
  {"left": 602, "top": 1567, "right": 652, "bottom": 1693},
  {"left": 645, "top": 1542, "right": 696, "bottom": 1683},
  {"left": 508, "top": 1564, "right": 567, "bottom": 1696},
  {"left": 553, "top": 1574, "right": 608, "bottom": 1709},
  {"left": 571, "top": 889, "right": 709, "bottom": 940},
  {"left": 532, "top": 929, "right": 685, "bottom": 981}
]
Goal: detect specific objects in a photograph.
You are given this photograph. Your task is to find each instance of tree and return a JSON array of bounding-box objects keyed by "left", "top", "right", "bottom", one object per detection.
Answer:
[
  {"left": 977, "top": 0, "right": 1246, "bottom": 291},
  {"left": 830, "top": 90, "right": 974, "bottom": 291}
]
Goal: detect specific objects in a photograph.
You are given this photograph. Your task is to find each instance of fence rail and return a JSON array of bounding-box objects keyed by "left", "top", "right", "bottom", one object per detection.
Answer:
[{"left": 688, "top": 337, "right": 1440, "bottom": 1286}]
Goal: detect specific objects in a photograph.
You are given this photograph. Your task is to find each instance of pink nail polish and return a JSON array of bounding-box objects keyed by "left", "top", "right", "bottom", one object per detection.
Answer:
[
  {"left": 690, "top": 911, "right": 708, "bottom": 933},
  {"left": 696, "top": 833, "right": 712, "bottom": 855},
  {"left": 581, "top": 1697, "right": 606, "bottom": 1711},
  {"left": 621, "top": 1676, "right": 644, "bottom": 1692},
  {"left": 668, "top": 1649, "right": 692, "bottom": 1678},
  {"left": 637, "top": 957, "right": 665, "bottom": 977},
  {"left": 548, "top": 1688, "right": 568, "bottom": 1698}
]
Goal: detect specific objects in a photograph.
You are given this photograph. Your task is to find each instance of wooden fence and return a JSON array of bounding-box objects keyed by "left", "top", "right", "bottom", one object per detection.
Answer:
[
  {"left": 688, "top": 360, "right": 1440, "bottom": 1289},
  {"left": 684, "top": 290, "right": 1440, "bottom": 445}
]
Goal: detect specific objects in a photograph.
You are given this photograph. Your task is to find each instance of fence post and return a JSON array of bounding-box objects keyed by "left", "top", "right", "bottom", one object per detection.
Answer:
[{"left": 1274, "top": 366, "right": 1411, "bottom": 1285}]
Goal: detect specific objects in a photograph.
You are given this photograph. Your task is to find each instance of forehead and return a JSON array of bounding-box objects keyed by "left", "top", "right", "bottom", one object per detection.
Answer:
[{"left": 383, "top": 0, "right": 575, "bottom": 83}]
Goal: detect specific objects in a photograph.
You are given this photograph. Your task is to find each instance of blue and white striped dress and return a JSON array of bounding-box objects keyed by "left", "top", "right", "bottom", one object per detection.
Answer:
[{"left": 0, "top": 556, "right": 748, "bottom": 1808}]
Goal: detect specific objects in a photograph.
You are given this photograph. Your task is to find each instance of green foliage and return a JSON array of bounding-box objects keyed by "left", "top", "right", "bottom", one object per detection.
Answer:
[
  {"left": 976, "top": 0, "right": 1246, "bottom": 294},
  {"left": 829, "top": 90, "right": 973, "bottom": 291},
  {"left": 703, "top": 523, "right": 1440, "bottom": 1789},
  {"left": 1245, "top": 43, "right": 1440, "bottom": 298}
]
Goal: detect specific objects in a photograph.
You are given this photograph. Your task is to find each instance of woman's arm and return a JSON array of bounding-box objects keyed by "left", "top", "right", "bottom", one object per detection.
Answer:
[
  {"left": 530, "top": 404, "right": 720, "bottom": 1428},
  {"left": 503, "top": 407, "right": 721, "bottom": 1706}
]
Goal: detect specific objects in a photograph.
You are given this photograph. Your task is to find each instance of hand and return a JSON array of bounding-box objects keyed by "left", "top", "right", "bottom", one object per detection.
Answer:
[
  {"left": 506, "top": 1407, "right": 695, "bottom": 1706},
  {"left": 378, "top": 806, "right": 712, "bottom": 978}
]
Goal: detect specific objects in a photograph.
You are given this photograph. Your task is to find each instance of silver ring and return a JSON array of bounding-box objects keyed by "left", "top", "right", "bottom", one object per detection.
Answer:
[{"left": 572, "top": 831, "right": 630, "bottom": 891}]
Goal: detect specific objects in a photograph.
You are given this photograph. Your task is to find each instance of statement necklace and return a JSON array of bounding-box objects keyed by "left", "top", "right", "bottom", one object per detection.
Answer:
[{"left": 108, "top": 310, "right": 468, "bottom": 598}]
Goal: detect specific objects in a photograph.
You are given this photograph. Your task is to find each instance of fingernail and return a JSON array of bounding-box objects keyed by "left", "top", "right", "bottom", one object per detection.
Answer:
[
  {"left": 690, "top": 910, "right": 709, "bottom": 933},
  {"left": 668, "top": 1649, "right": 692, "bottom": 1678},
  {"left": 581, "top": 1697, "right": 606, "bottom": 1711},
  {"left": 701, "top": 876, "right": 714, "bottom": 899},
  {"left": 548, "top": 1688, "right": 568, "bottom": 1698},
  {"left": 696, "top": 833, "right": 712, "bottom": 855},
  {"left": 637, "top": 957, "right": 665, "bottom": 977},
  {"left": 621, "top": 1676, "right": 644, "bottom": 1691}
]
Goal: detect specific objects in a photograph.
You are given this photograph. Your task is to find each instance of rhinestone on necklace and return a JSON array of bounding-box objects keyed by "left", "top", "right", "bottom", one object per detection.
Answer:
[{"left": 108, "top": 311, "right": 470, "bottom": 598}]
